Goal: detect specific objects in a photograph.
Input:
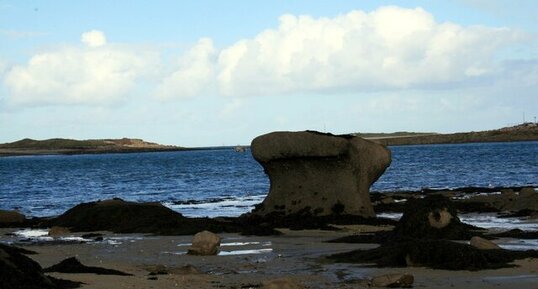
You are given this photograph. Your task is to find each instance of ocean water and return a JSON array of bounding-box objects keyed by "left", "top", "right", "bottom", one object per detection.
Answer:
[{"left": 0, "top": 141, "right": 536, "bottom": 218}]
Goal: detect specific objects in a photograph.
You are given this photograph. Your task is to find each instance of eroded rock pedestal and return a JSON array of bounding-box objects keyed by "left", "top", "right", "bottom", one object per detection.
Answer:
[{"left": 251, "top": 131, "right": 391, "bottom": 218}]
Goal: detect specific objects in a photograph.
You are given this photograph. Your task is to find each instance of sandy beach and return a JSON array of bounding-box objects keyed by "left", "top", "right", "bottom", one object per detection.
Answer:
[{"left": 2, "top": 225, "right": 538, "bottom": 289}]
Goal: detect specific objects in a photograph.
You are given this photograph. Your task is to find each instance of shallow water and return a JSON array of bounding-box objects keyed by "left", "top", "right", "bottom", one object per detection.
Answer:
[{"left": 1, "top": 141, "right": 536, "bottom": 217}]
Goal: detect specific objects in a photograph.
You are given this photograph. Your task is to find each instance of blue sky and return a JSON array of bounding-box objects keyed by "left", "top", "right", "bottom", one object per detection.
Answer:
[{"left": 1, "top": 0, "right": 537, "bottom": 146}]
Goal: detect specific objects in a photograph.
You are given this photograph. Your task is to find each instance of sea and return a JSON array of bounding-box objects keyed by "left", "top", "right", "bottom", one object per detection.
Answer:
[{"left": 1, "top": 141, "right": 537, "bottom": 219}]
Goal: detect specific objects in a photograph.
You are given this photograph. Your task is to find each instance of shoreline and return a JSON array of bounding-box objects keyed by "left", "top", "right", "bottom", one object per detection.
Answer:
[
  {"left": 2, "top": 187, "right": 537, "bottom": 288},
  {"left": 2, "top": 226, "right": 538, "bottom": 288}
]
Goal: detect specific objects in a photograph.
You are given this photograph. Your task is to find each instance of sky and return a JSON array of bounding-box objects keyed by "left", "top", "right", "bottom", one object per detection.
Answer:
[{"left": 0, "top": 0, "right": 537, "bottom": 147}]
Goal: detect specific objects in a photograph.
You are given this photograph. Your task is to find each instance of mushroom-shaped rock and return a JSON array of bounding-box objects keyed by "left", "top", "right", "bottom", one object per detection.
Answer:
[
  {"left": 187, "top": 231, "right": 221, "bottom": 256},
  {"left": 251, "top": 131, "right": 391, "bottom": 217}
]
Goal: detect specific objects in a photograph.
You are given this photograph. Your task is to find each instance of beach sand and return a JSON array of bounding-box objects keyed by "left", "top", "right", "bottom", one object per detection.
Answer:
[{"left": 2, "top": 227, "right": 538, "bottom": 289}]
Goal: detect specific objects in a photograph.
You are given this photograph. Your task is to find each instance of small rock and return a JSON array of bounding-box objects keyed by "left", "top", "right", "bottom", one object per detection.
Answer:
[
  {"left": 381, "top": 197, "right": 395, "bottom": 204},
  {"left": 470, "top": 236, "right": 501, "bottom": 250},
  {"left": 187, "top": 231, "right": 221, "bottom": 256},
  {"left": 48, "top": 226, "right": 71, "bottom": 236},
  {"left": 0, "top": 210, "right": 25, "bottom": 225},
  {"left": 519, "top": 187, "right": 536, "bottom": 198},
  {"left": 146, "top": 264, "right": 168, "bottom": 275},
  {"left": 501, "top": 189, "right": 515, "bottom": 197},
  {"left": 370, "top": 274, "right": 414, "bottom": 288},
  {"left": 262, "top": 278, "right": 304, "bottom": 289}
]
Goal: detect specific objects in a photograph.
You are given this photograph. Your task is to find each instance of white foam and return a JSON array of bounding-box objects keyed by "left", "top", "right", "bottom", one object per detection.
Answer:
[
  {"left": 218, "top": 248, "right": 273, "bottom": 256},
  {"left": 59, "top": 236, "right": 90, "bottom": 242},
  {"left": 376, "top": 212, "right": 402, "bottom": 220},
  {"left": 13, "top": 229, "right": 49, "bottom": 238},
  {"left": 498, "top": 239, "right": 538, "bottom": 251},
  {"left": 460, "top": 213, "right": 538, "bottom": 231},
  {"left": 163, "top": 195, "right": 266, "bottom": 218}
]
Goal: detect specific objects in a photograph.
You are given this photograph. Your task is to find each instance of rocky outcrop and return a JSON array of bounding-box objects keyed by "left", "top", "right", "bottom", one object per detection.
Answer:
[
  {"left": 187, "top": 231, "right": 221, "bottom": 256},
  {"left": 0, "top": 210, "right": 26, "bottom": 226},
  {"left": 329, "top": 195, "right": 538, "bottom": 270},
  {"left": 251, "top": 131, "right": 391, "bottom": 217},
  {"left": 0, "top": 244, "right": 80, "bottom": 289},
  {"left": 50, "top": 198, "right": 239, "bottom": 235},
  {"left": 392, "top": 195, "right": 476, "bottom": 240},
  {"left": 464, "top": 187, "right": 538, "bottom": 212},
  {"left": 44, "top": 257, "right": 131, "bottom": 275}
]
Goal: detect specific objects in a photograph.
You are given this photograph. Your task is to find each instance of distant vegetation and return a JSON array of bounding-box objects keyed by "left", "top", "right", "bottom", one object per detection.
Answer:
[
  {"left": 359, "top": 123, "right": 538, "bottom": 146},
  {"left": 353, "top": 132, "right": 438, "bottom": 139},
  {"left": 0, "top": 138, "right": 185, "bottom": 156}
]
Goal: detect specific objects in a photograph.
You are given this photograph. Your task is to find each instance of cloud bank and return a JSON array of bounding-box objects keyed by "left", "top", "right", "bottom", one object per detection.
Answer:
[
  {"left": 1, "top": 6, "right": 530, "bottom": 107},
  {"left": 4, "top": 30, "right": 157, "bottom": 106}
]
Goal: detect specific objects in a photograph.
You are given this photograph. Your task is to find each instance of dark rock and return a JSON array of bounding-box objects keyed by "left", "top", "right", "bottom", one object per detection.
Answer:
[
  {"left": 251, "top": 131, "right": 391, "bottom": 217},
  {"left": 81, "top": 233, "right": 103, "bottom": 239},
  {"left": 0, "top": 243, "right": 81, "bottom": 289},
  {"left": 327, "top": 231, "right": 392, "bottom": 244},
  {"left": 464, "top": 187, "right": 538, "bottom": 212},
  {"left": 0, "top": 210, "right": 26, "bottom": 226},
  {"left": 391, "top": 195, "right": 481, "bottom": 240},
  {"left": 328, "top": 239, "right": 538, "bottom": 270},
  {"left": 49, "top": 198, "right": 240, "bottom": 235},
  {"left": 44, "top": 257, "right": 131, "bottom": 276},
  {"left": 488, "top": 229, "right": 538, "bottom": 239},
  {"left": 238, "top": 209, "right": 397, "bottom": 235}
]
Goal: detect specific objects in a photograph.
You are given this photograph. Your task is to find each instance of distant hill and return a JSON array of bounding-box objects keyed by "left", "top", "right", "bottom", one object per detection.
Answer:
[
  {"left": 0, "top": 138, "right": 186, "bottom": 156},
  {"left": 358, "top": 123, "right": 538, "bottom": 146}
]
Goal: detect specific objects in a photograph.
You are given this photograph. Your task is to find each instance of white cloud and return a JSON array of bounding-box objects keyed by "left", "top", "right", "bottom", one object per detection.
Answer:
[
  {"left": 155, "top": 38, "right": 216, "bottom": 99},
  {"left": 3, "top": 31, "right": 157, "bottom": 106},
  {"left": 0, "top": 7, "right": 531, "bottom": 108},
  {"left": 216, "top": 6, "right": 522, "bottom": 96},
  {"left": 81, "top": 30, "right": 107, "bottom": 47}
]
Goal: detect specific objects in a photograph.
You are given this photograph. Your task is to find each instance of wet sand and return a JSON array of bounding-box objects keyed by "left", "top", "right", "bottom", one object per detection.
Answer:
[{"left": 2, "top": 228, "right": 538, "bottom": 289}]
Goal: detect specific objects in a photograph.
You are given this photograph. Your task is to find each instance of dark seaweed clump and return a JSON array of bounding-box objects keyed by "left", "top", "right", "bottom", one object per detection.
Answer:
[
  {"left": 329, "top": 239, "right": 538, "bottom": 270},
  {"left": 391, "top": 195, "right": 482, "bottom": 240},
  {"left": 237, "top": 206, "right": 397, "bottom": 235},
  {"left": 328, "top": 195, "right": 538, "bottom": 270}
]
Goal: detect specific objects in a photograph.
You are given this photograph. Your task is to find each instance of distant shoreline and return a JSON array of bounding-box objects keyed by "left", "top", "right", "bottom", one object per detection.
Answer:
[
  {"left": 362, "top": 122, "right": 538, "bottom": 146},
  {"left": 1, "top": 123, "right": 537, "bottom": 157}
]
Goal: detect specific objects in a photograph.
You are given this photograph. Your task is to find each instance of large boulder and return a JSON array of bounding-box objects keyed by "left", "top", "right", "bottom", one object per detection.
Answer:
[
  {"left": 51, "top": 198, "right": 185, "bottom": 234},
  {"left": 187, "top": 231, "right": 221, "bottom": 256},
  {"left": 50, "top": 198, "right": 239, "bottom": 235},
  {"left": 251, "top": 131, "right": 391, "bottom": 217}
]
